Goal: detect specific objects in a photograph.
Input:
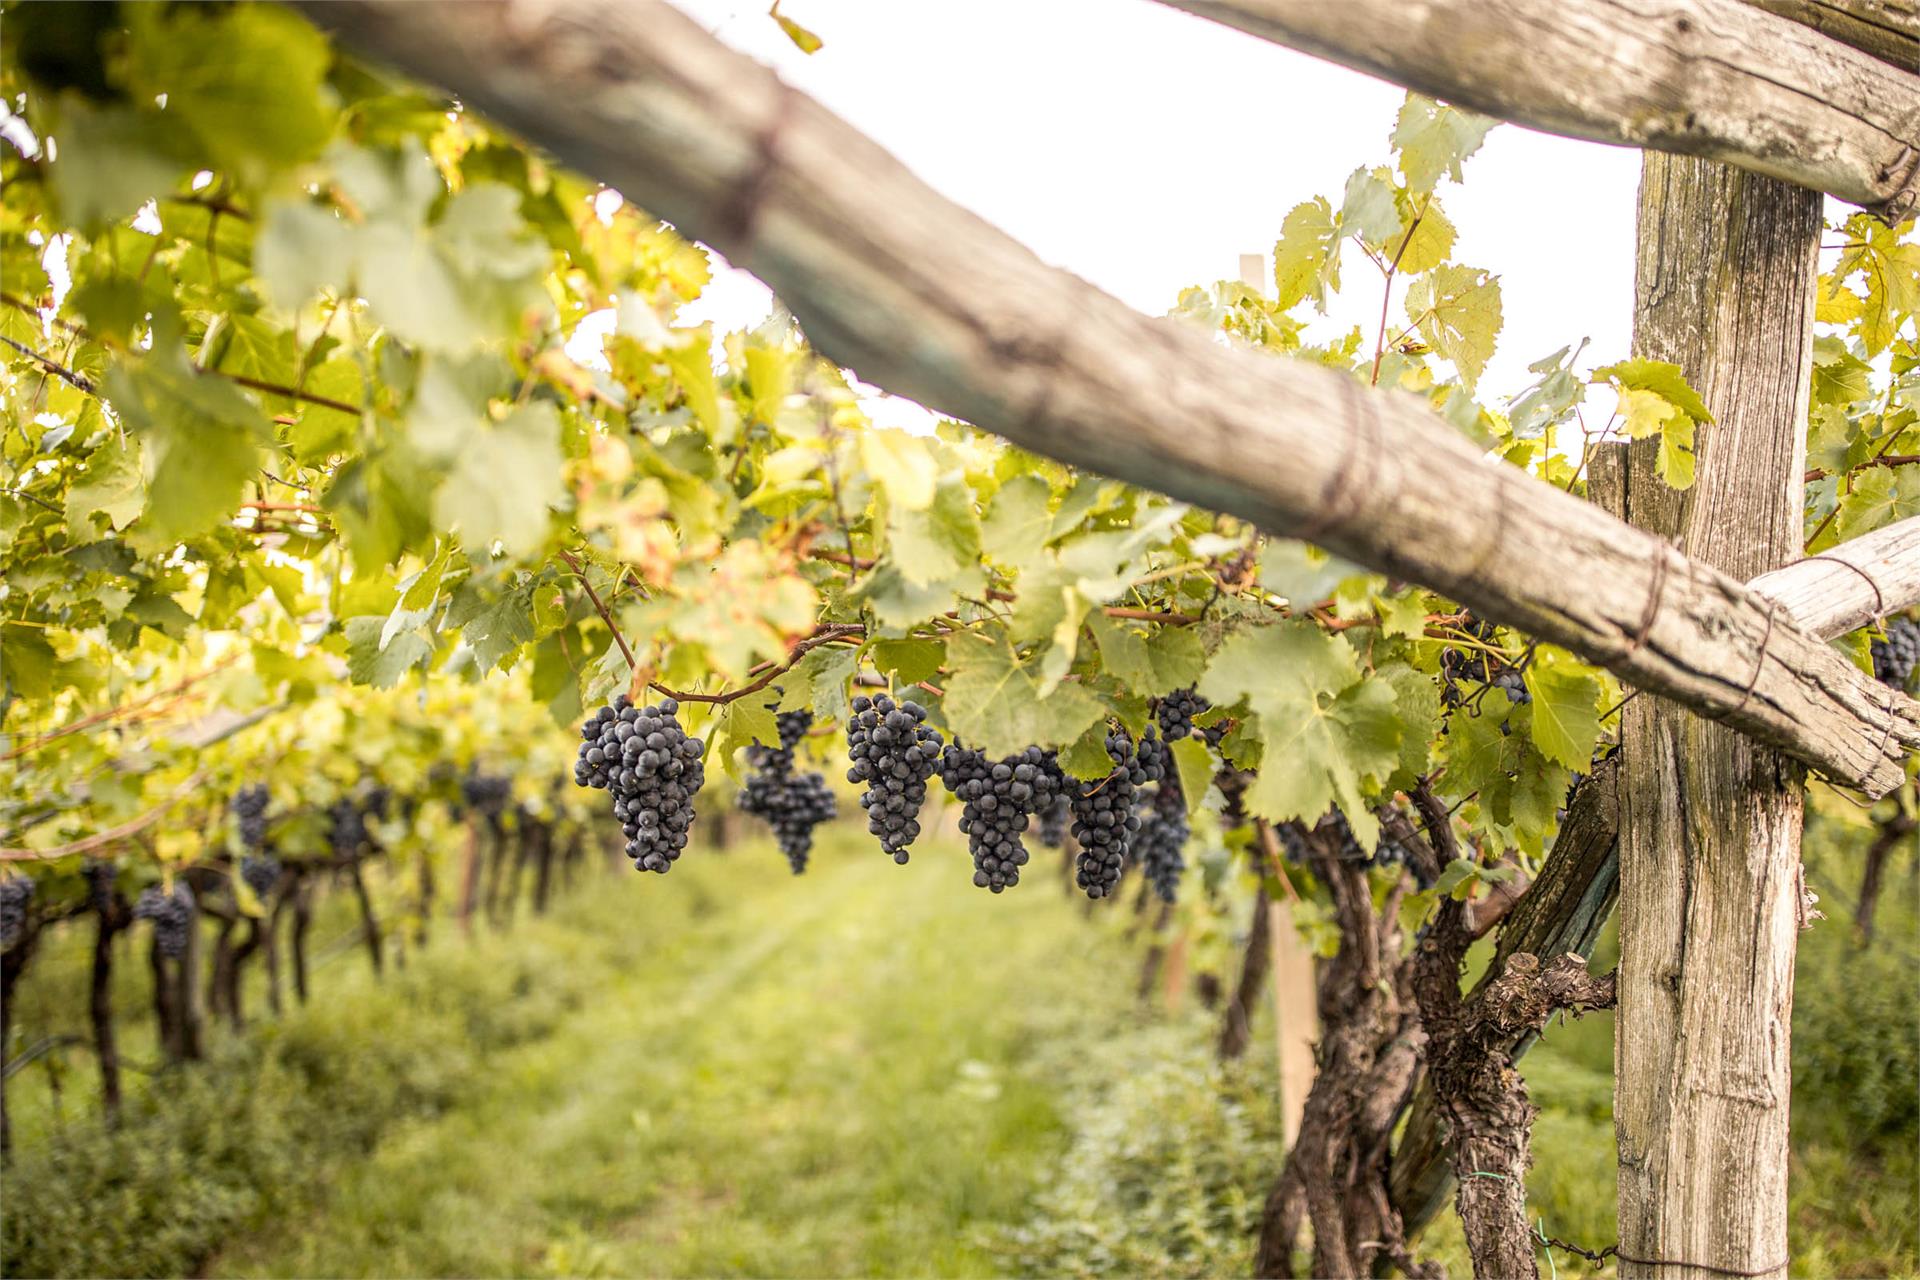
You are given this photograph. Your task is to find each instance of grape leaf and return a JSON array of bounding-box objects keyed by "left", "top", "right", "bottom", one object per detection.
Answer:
[
  {"left": 941, "top": 635, "right": 1106, "bottom": 757},
  {"left": 1406, "top": 265, "right": 1502, "bottom": 389},
  {"left": 432, "top": 403, "right": 564, "bottom": 558},
  {"left": 888, "top": 471, "right": 981, "bottom": 588},
  {"left": 1521, "top": 646, "right": 1603, "bottom": 771},
  {"left": 1391, "top": 95, "right": 1497, "bottom": 194},
  {"left": 862, "top": 428, "right": 938, "bottom": 511},
  {"left": 1197, "top": 623, "right": 1401, "bottom": 847},
  {"left": 344, "top": 615, "right": 434, "bottom": 689},
  {"left": 1088, "top": 613, "right": 1205, "bottom": 698},
  {"left": 1169, "top": 735, "right": 1213, "bottom": 819}
]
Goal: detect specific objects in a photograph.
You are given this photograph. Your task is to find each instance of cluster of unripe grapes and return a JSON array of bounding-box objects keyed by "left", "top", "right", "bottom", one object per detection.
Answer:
[
  {"left": 575, "top": 695, "right": 707, "bottom": 874},
  {"left": 846, "top": 695, "right": 944, "bottom": 864},
  {"left": 738, "top": 711, "right": 838, "bottom": 873},
  {"left": 134, "top": 883, "right": 196, "bottom": 957},
  {"left": 1872, "top": 616, "right": 1919, "bottom": 690}
]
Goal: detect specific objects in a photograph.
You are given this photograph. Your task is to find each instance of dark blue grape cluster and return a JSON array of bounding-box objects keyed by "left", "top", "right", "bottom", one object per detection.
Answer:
[
  {"left": 134, "top": 883, "right": 195, "bottom": 957},
  {"left": 1155, "top": 687, "right": 1209, "bottom": 741},
  {"left": 737, "top": 710, "right": 836, "bottom": 874},
  {"left": 1872, "top": 617, "right": 1919, "bottom": 690},
  {"left": 1439, "top": 616, "right": 1529, "bottom": 712},
  {"left": 0, "top": 877, "right": 33, "bottom": 949},
  {"left": 327, "top": 798, "right": 367, "bottom": 857},
  {"left": 1036, "top": 793, "right": 1072, "bottom": 849},
  {"left": 461, "top": 770, "right": 513, "bottom": 822},
  {"left": 846, "top": 694, "right": 944, "bottom": 864},
  {"left": 240, "top": 855, "right": 282, "bottom": 898},
  {"left": 738, "top": 756, "right": 837, "bottom": 874},
  {"left": 940, "top": 744, "right": 1066, "bottom": 892},
  {"left": 232, "top": 784, "right": 270, "bottom": 850},
  {"left": 1135, "top": 771, "right": 1189, "bottom": 903},
  {"left": 360, "top": 784, "right": 392, "bottom": 823},
  {"left": 575, "top": 696, "right": 707, "bottom": 874},
  {"left": 1070, "top": 731, "right": 1160, "bottom": 900}
]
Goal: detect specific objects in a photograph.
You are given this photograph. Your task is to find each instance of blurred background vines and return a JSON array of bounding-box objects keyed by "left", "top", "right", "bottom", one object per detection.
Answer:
[{"left": 0, "top": 2, "right": 1913, "bottom": 1278}]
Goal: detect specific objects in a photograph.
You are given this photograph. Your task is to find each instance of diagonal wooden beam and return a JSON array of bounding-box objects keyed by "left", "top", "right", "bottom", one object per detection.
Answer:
[
  {"left": 1749, "top": 514, "right": 1920, "bottom": 636},
  {"left": 1159, "top": 0, "right": 1920, "bottom": 221},
  {"left": 287, "top": 0, "right": 1920, "bottom": 794}
]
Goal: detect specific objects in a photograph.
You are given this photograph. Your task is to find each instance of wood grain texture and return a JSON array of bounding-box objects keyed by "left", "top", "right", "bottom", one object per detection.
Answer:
[
  {"left": 1613, "top": 155, "right": 1817, "bottom": 1280},
  {"left": 1748, "top": 514, "right": 1920, "bottom": 634},
  {"left": 287, "top": 0, "right": 1920, "bottom": 794},
  {"left": 1740, "top": 0, "right": 1920, "bottom": 70},
  {"left": 1163, "top": 0, "right": 1920, "bottom": 220}
]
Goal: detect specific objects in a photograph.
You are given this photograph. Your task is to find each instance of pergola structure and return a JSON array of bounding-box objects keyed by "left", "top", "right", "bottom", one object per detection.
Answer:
[{"left": 290, "top": 2, "right": 1920, "bottom": 1275}]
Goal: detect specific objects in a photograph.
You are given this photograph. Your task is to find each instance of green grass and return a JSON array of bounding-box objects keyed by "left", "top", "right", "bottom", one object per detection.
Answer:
[
  {"left": 210, "top": 840, "right": 1129, "bottom": 1277},
  {"left": 6, "top": 813, "right": 1911, "bottom": 1279}
]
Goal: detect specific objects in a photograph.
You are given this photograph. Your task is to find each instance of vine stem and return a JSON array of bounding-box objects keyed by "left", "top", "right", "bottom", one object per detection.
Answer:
[
  {"left": 1370, "top": 192, "right": 1433, "bottom": 388},
  {"left": 0, "top": 772, "right": 206, "bottom": 861},
  {"left": 557, "top": 549, "right": 636, "bottom": 672}
]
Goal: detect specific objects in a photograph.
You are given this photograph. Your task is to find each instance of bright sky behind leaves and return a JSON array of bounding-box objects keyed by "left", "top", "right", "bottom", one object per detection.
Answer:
[{"left": 661, "top": 0, "right": 1649, "bottom": 411}]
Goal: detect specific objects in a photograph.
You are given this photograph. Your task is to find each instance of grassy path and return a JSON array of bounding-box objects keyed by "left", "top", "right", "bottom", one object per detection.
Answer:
[{"left": 209, "top": 833, "right": 1146, "bottom": 1278}]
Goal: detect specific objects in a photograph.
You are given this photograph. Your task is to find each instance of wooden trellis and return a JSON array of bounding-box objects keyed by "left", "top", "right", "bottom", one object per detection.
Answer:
[{"left": 289, "top": 2, "right": 1920, "bottom": 1276}]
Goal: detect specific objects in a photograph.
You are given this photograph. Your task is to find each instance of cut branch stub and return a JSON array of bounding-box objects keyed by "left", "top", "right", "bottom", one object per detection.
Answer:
[{"left": 290, "top": 0, "right": 1920, "bottom": 794}]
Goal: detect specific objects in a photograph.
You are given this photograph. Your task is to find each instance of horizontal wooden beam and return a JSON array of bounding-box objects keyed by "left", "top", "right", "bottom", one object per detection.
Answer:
[
  {"left": 1740, "top": 0, "right": 1919, "bottom": 71},
  {"left": 1160, "top": 0, "right": 1920, "bottom": 221},
  {"left": 1749, "top": 514, "right": 1920, "bottom": 637},
  {"left": 289, "top": 0, "right": 1920, "bottom": 795}
]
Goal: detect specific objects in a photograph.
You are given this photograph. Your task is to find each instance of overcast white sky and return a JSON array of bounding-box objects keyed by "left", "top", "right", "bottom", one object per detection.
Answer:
[{"left": 658, "top": 0, "right": 1653, "bottom": 412}]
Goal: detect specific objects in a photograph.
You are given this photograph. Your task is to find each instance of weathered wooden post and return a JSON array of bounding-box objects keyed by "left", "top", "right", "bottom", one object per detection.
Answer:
[{"left": 1614, "top": 155, "right": 1819, "bottom": 1280}]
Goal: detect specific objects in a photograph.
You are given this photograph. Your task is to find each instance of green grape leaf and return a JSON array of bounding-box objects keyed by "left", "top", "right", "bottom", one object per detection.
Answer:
[
  {"left": 862, "top": 428, "right": 938, "bottom": 511},
  {"left": 1521, "top": 646, "right": 1603, "bottom": 771},
  {"left": 433, "top": 403, "right": 564, "bottom": 558},
  {"left": 446, "top": 577, "right": 537, "bottom": 675},
  {"left": 1169, "top": 735, "right": 1213, "bottom": 819},
  {"left": 776, "top": 643, "right": 857, "bottom": 725},
  {"left": 104, "top": 351, "right": 267, "bottom": 549},
  {"left": 1391, "top": 95, "right": 1497, "bottom": 194},
  {"left": 1833, "top": 466, "right": 1920, "bottom": 542},
  {"left": 1339, "top": 167, "right": 1402, "bottom": 246},
  {"left": 1387, "top": 196, "right": 1456, "bottom": 277},
  {"left": 869, "top": 637, "right": 946, "bottom": 687},
  {"left": 1198, "top": 623, "right": 1401, "bottom": 847},
  {"left": 858, "top": 562, "right": 985, "bottom": 629},
  {"left": 1257, "top": 539, "right": 1366, "bottom": 605},
  {"left": 344, "top": 615, "right": 434, "bottom": 689},
  {"left": 887, "top": 471, "right": 981, "bottom": 587},
  {"left": 1, "top": 623, "right": 58, "bottom": 700},
  {"left": 1406, "top": 265, "right": 1502, "bottom": 389},
  {"left": 1089, "top": 613, "right": 1206, "bottom": 699},
  {"left": 941, "top": 635, "right": 1106, "bottom": 757},
  {"left": 64, "top": 438, "right": 146, "bottom": 538},
  {"left": 45, "top": 99, "right": 188, "bottom": 229},
  {"left": 1059, "top": 720, "right": 1118, "bottom": 782},
  {"left": 979, "top": 473, "right": 1054, "bottom": 563},
  {"left": 123, "top": 2, "right": 336, "bottom": 175},
  {"left": 1273, "top": 196, "right": 1339, "bottom": 312},
  {"left": 709, "top": 697, "right": 784, "bottom": 782}
]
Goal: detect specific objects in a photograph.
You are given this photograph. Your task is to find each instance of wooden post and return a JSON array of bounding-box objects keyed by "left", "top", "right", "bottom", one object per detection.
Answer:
[
  {"left": 1266, "top": 893, "right": 1319, "bottom": 1151},
  {"left": 1253, "top": 820, "right": 1319, "bottom": 1151},
  {"left": 1614, "top": 155, "right": 1818, "bottom": 1280}
]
